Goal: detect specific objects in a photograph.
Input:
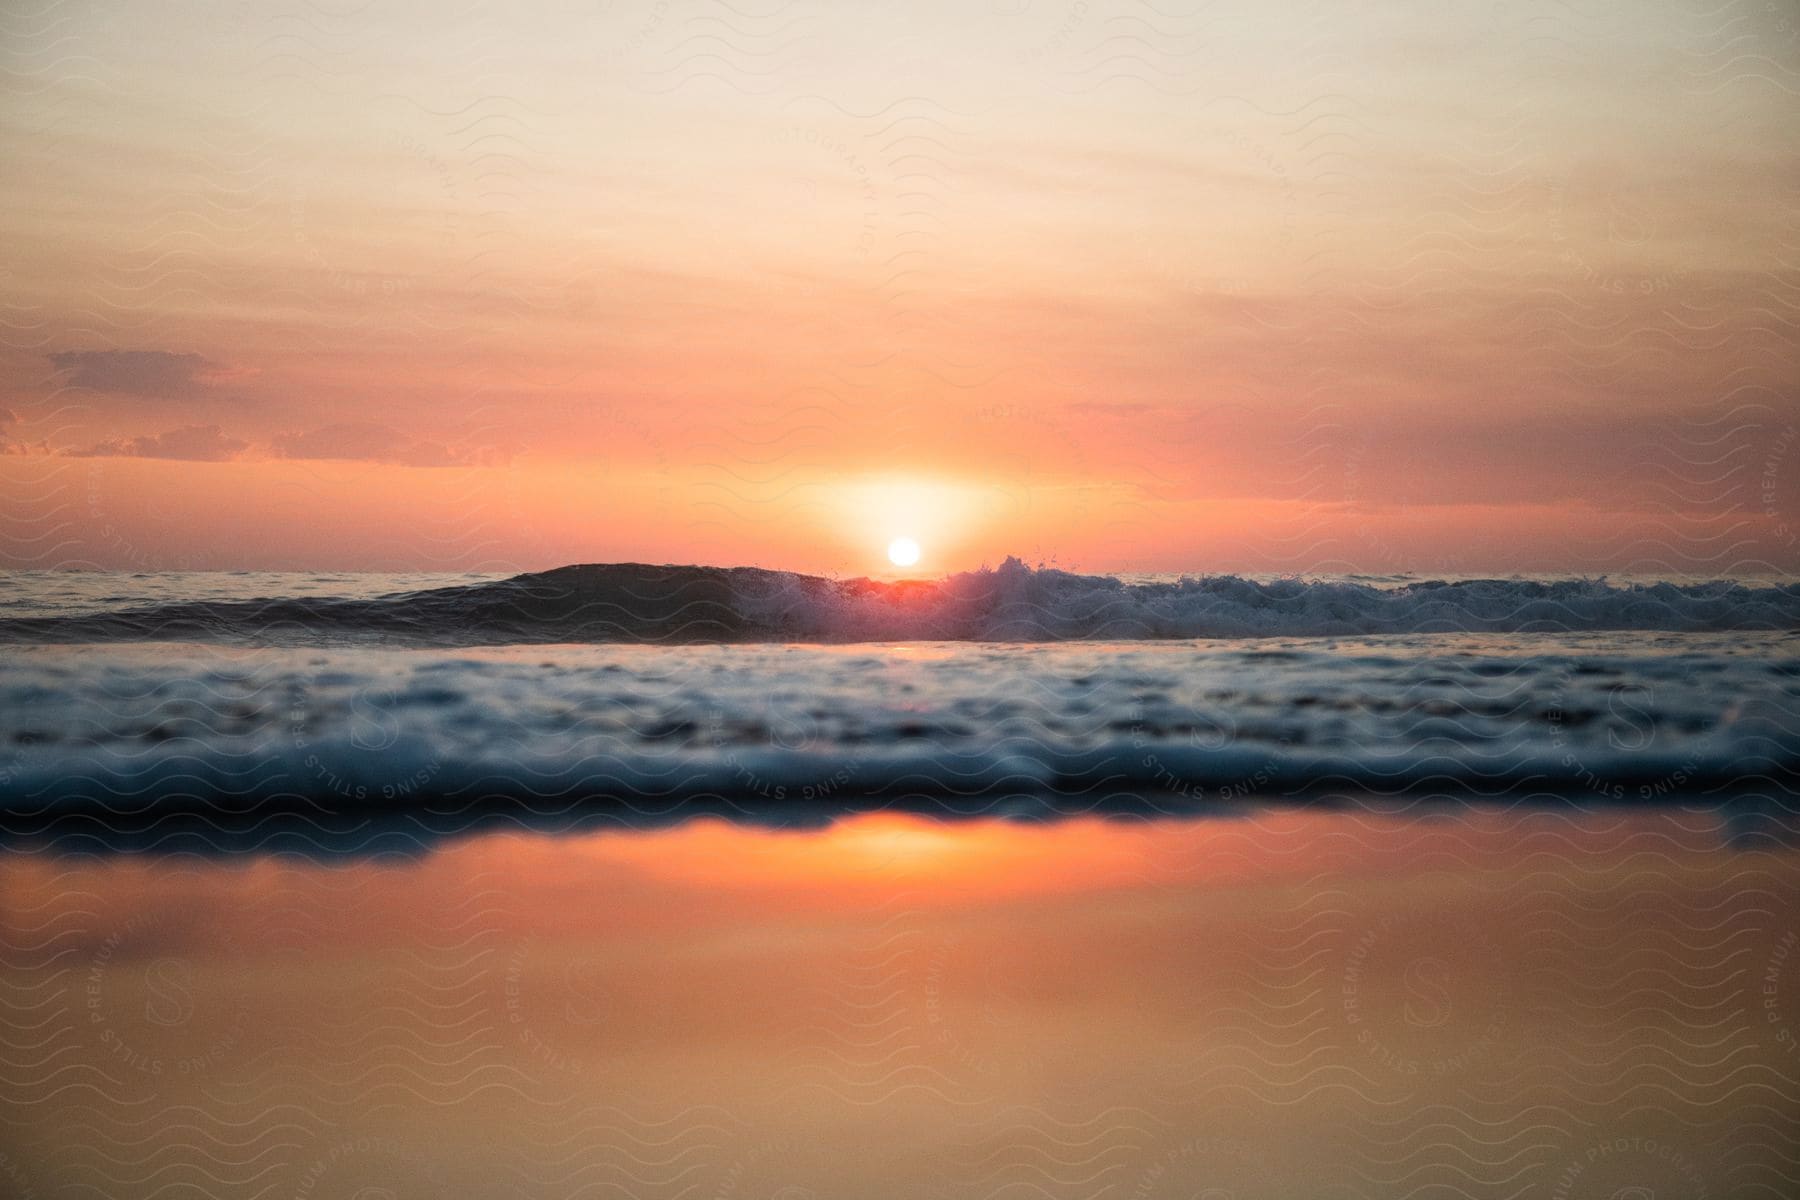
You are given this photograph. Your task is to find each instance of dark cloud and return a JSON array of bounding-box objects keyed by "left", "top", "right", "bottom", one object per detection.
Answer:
[
  {"left": 270, "top": 422, "right": 465, "bottom": 468},
  {"left": 68, "top": 424, "right": 248, "bottom": 462},
  {"left": 47, "top": 349, "right": 219, "bottom": 398}
]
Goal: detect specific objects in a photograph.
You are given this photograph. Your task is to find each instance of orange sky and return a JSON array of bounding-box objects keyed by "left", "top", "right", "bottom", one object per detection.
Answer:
[{"left": 1, "top": 0, "right": 1796, "bottom": 576}]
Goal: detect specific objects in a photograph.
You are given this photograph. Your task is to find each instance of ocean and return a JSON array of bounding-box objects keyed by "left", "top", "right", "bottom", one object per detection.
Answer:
[
  {"left": 1, "top": 563, "right": 1796, "bottom": 840},
  {"left": 1, "top": 564, "right": 1797, "bottom": 1197}
]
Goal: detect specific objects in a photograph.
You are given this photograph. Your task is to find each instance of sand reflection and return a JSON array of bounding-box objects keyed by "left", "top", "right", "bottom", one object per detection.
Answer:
[{"left": 1, "top": 808, "right": 1795, "bottom": 1198}]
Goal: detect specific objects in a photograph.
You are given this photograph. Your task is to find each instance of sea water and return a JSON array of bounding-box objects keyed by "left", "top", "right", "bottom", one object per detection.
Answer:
[
  {"left": 0, "top": 565, "right": 1794, "bottom": 837},
  {"left": 1, "top": 566, "right": 1796, "bottom": 1198}
]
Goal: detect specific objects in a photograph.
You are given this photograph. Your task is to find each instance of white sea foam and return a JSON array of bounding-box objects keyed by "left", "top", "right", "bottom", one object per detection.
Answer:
[{"left": 2, "top": 633, "right": 1794, "bottom": 822}]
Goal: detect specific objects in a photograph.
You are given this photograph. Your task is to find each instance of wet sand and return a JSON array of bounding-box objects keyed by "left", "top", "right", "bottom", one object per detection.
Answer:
[{"left": 2, "top": 806, "right": 1797, "bottom": 1198}]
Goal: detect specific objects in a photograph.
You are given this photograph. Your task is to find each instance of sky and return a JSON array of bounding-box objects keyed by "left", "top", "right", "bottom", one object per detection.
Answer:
[{"left": 1, "top": 0, "right": 1796, "bottom": 576}]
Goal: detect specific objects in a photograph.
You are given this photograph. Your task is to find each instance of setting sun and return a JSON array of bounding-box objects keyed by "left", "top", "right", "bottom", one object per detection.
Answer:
[
  {"left": 3, "top": 2, "right": 1797, "bottom": 1197},
  {"left": 887, "top": 537, "right": 921, "bottom": 568}
]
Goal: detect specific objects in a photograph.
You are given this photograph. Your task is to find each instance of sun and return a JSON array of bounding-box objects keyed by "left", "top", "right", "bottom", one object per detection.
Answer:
[{"left": 887, "top": 537, "right": 921, "bottom": 567}]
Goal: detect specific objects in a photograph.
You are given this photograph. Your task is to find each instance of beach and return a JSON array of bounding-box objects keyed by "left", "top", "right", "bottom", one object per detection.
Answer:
[
  {"left": 1, "top": 568, "right": 1797, "bottom": 1196},
  {"left": 3, "top": 806, "right": 1796, "bottom": 1198}
]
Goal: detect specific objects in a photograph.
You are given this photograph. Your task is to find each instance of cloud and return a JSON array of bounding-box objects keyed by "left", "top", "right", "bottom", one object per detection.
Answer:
[
  {"left": 0, "top": 407, "right": 46, "bottom": 457},
  {"left": 269, "top": 422, "right": 466, "bottom": 468},
  {"left": 47, "top": 349, "right": 222, "bottom": 398},
  {"left": 68, "top": 424, "right": 248, "bottom": 462}
]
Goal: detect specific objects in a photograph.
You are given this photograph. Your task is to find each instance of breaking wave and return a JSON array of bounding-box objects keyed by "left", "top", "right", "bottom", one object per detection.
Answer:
[{"left": 0, "top": 558, "right": 1795, "bottom": 645}]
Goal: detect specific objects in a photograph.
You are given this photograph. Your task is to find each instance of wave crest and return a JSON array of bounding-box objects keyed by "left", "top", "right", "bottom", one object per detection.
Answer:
[{"left": 1, "top": 558, "right": 1795, "bottom": 644}]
